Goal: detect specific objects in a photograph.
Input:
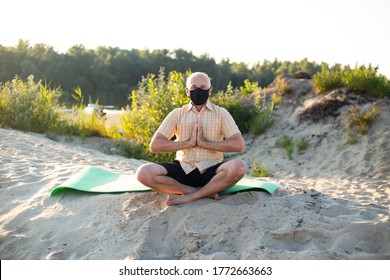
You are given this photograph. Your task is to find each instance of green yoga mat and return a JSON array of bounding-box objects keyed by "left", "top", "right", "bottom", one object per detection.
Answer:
[{"left": 50, "top": 166, "right": 279, "bottom": 196}]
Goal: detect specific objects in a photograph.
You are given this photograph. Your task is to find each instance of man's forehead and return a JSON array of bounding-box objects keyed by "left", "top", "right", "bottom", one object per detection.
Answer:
[
  {"left": 188, "top": 81, "right": 209, "bottom": 87},
  {"left": 187, "top": 73, "right": 210, "bottom": 87}
]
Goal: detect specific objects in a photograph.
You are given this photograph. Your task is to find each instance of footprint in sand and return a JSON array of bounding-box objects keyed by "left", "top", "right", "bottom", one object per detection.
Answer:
[
  {"left": 322, "top": 204, "right": 357, "bottom": 218},
  {"left": 122, "top": 193, "right": 167, "bottom": 219}
]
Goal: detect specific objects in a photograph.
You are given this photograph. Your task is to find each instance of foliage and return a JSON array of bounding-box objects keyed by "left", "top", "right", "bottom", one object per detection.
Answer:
[
  {"left": 0, "top": 75, "right": 120, "bottom": 139},
  {"left": 249, "top": 92, "right": 277, "bottom": 136},
  {"left": 345, "top": 105, "right": 381, "bottom": 144},
  {"left": 239, "top": 79, "right": 260, "bottom": 95},
  {"left": 211, "top": 91, "right": 258, "bottom": 134},
  {"left": 3, "top": 40, "right": 388, "bottom": 108},
  {"left": 72, "top": 86, "right": 84, "bottom": 110},
  {"left": 312, "top": 65, "right": 344, "bottom": 94},
  {"left": 275, "top": 135, "right": 309, "bottom": 159},
  {"left": 251, "top": 162, "right": 272, "bottom": 177},
  {"left": 313, "top": 64, "right": 390, "bottom": 97},
  {"left": 275, "top": 134, "right": 295, "bottom": 160},
  {"left": 342, "top": 66, "right": 390, "bottom": 97},
  {"left": 54, "top": 87, "right": 121, "bottom": 139},
  {"left": 1, "top": 41, "right": 329, "bottom": 107},
  {"left": 297, "top": 137, "right": 309, "bottom": 154},
  {"left": 346, "top": 125, "right": 359, "bottom": 145},
  {"left": 59, "top": 110, "right": 119, "bottom": 139},
  {"left": 271, "top": 93, "right": 282, "bottom": 106},
  {"left": 119, "top": 68, "right": 188, "bottom": 162},
  {"left": 114, "top": 139, "right": 150, "bottom": 160},
  {"left": 276, "top": 80, "right": 293, "bottom": 95},
  {"left": 0, "top": 75, "right": 62, "bottom": 133}
]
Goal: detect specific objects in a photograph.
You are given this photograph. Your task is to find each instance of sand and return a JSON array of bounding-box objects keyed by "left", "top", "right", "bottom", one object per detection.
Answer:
[{"left": 1, "top": 77, "right": 389, "bottom": 260}]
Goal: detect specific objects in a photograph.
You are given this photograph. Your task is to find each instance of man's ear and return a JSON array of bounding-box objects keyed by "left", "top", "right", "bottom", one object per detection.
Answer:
[
  {"left": 185, "top": 88, "right": 190, "bottom": 97},
  {"left": 208, "top": 87, "right": 212, "bottom": 95}
]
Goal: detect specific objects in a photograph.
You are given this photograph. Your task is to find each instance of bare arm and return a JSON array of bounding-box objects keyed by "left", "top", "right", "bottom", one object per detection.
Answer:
[
  {"left": 150, "top": 122, "right": 245, "bottom": 153},
  {"left": 197, "top": 131, "right": 245, "bottom": 153},
  {"left": 149, "top": 125, "right": 196, "bottom": 153}
]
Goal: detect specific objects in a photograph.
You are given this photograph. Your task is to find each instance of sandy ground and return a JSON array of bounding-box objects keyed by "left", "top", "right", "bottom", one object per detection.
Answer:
[{"left": 1, "top": 77, "right": 389, "bottom": 260}]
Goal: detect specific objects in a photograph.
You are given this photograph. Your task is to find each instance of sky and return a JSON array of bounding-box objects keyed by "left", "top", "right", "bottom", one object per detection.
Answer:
[{"left": 1, "top": 0, "right": 390, "bottom": 78}]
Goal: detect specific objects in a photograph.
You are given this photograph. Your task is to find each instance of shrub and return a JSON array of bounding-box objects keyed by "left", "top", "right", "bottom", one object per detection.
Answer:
[
  {"left": 346, "top": 105, "right": 381, "bottom": 144},
  {"left": 114, "top": 139, "right": 150, "bottom": 160},
  {"left": 342, "top": 66, "right": 390, "bottom": 97},
  {"left": 312, "top": 64, "right": 390, "bottom": 97},
  {"left": 211, "top": 92, "right": 258, "bottom": 134},
  {"left": 312, "top": 68, "right": 344, "bottom": 94},
  {"left": 251, "top": 162, "right": 272, "bottom": 177},
  {"left": 239, "top": 79, "right": 260, "bottom": 95},
  {"left": 0, "top": 75, "right": 62, "bottom": 133}
]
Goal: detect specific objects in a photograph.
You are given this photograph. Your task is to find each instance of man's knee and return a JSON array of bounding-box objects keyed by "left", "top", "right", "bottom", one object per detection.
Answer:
[
  {"left": 136, "top": 163, "right": 166, "bottom": 185},
  {"left": 233, "top": 159, "right": 248, "bottom": 176},
  {"left": 136, "top": 163, "right": 153, "bottom": 184},
  {"left": 223, "top": 159, "right": 247, "bottom": 178}
]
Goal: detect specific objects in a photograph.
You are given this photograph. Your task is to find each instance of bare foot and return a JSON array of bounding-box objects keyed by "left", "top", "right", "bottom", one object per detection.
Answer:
[
  {"left": 209, "top": 192, "right": 221, "bottom": 200},
  {"left": 166, "top": 194, "right": 192, "bottom": 206},
  {"left": 195, "top": 187, "right": 221, "bottom": 200},
  {"left": 166, "top": 191, "right": 221, "bottom": 206}
]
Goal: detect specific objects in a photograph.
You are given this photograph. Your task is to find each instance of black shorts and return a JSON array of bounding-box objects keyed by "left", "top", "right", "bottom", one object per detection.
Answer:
[{"left": 158, "top": 160, "right": 223, "bottom": 187}]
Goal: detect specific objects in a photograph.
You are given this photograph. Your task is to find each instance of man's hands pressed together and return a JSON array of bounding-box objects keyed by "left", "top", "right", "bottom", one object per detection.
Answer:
[{"left": 186, "top": 121, "right": 207, "bottom": 149}]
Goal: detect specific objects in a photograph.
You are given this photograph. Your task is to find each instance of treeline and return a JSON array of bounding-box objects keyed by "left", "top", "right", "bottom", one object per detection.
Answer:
[{"left": 1, "top": 40, "right": 324, "bottom": 107}]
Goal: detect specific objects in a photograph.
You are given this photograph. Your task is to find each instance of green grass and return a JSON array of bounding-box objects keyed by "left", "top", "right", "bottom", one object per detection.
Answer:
[
  {"left": 297, "top": 137, "right": 309, "bottom": 154},
  {"left": 276, "top": 134, "right": 295, "bottom": 160},
  {"left": 275, "top": 135, "right": 309, "bottom": 160}
]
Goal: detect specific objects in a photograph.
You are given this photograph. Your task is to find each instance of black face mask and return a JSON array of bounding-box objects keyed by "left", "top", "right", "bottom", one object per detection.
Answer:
[{"left": 189, "top": 87, "right": 210, "bottom": 105}]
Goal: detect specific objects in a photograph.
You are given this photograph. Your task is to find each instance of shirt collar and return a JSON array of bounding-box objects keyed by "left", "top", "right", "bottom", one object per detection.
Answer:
[{"left": 186, "top": 101, "right": 213, "bottom": 112}]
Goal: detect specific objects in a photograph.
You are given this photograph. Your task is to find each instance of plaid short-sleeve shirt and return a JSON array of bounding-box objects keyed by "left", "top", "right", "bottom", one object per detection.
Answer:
[{"left": 156, "top": 102, "right": 241, "bottom": 174}]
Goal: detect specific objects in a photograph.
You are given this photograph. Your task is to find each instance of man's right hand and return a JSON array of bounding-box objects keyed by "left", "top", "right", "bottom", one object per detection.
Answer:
[{"left": 187, "top": 121, "right": 198, "bottom": 148}]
